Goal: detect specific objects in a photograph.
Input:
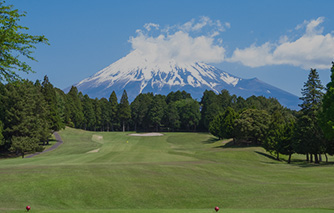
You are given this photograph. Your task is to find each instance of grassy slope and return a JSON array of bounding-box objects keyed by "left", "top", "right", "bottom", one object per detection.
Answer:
[{"left": 0, "top": 127, "right": 333, "bottom": 213}]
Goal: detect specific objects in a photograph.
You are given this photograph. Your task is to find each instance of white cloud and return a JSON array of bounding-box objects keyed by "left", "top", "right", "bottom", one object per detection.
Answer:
[
  {"left": 143, "top": 23, "right": 160, "bottom": 31},
  {"left": 129, "top": 17, "right": 226, "bottom": 64},
  {"left": 228, "top": 17, "right": 334, "bottom": 69}
]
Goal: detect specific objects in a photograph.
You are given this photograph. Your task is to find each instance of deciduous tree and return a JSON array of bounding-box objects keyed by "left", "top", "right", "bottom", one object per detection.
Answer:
[{"left": 0, "top": 1, "right": 49, "bottom": 82}]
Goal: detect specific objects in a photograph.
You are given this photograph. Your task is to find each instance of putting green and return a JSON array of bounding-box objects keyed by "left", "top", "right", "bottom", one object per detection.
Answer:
[{"left": 0, "top": 127, "right": 333, "bottom": 212}]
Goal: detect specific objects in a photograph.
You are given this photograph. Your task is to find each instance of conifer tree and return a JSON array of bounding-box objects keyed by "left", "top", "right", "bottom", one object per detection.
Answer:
[
  {"left": 118, "top": 90, "right": 131, "bottom": 132},
  {"left": 99, "top": 98, "right": 111, "bottom": 131},
  {"left": 41, "top": 75, "right": 63, "bottom": 133},
  {"left": 93, "top": 98, "right": 102, "bottom": 131},
  {"left": 109, "top": 91, "right": 118, "bottom": 131},
  {"left": 82, "top": 94, "right": 95, "bottom": 130},
  {"left": 148, "top": 95, "right": 166, "bottom": 132},
  {"left": 319, "top": 62, "right": 334, "bottom": 155},
  {"left": 296, "top": 68, "right": 324, "bottom": 163},
  {"left": 209, "top": 107, "right": 237, "bottom": 140},
  {"left": 66, "top": 86, "right": 84, "bottom": 128}
]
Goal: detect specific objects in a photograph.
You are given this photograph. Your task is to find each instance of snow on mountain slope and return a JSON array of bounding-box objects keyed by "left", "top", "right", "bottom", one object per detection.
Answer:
[{"left": 69, "top": 50, "right": 300, "bottom": 109}]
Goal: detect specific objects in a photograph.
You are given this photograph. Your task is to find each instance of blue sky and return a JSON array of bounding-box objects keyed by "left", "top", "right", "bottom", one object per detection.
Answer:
[{"left": 10, "top": 0, "right": 334, "bottom": 96}]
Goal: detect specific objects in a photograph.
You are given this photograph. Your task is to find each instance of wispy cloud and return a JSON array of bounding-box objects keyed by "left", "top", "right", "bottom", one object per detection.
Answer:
[
  {"left": 129, "top": 17, "right": 229, "bottom": 64},
  {"left": 227, "top": 17, "right": 334, "bottom": 69}
]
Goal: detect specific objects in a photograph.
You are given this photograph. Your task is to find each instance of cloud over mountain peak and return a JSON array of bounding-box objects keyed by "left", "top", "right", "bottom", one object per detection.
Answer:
[{"left": 128, "top": 17, "right": 228, "bottom": 65}]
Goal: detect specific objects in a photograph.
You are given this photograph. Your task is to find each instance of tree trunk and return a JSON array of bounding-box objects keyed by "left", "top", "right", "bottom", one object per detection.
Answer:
[
  {"left": 314, "top": 153, "right": 319, "bottom": 164},
  {"left": 122, "top": 121, "right": 125, "bottom": 132},
  {"left": 276, "top": 152, "right": 280, "bottom": 161},
  {"left": 325, "top": 153, "right": 328, "bottom": 163},
  {"left": 318, "top": 154, "right": 322, "bottom": 162},
  {"left": 288, "top": 154, "right": 292, "bottom": 164},
  {"left": 306, "top": 153, "right": 309, "bottom": 162},
  {"left": 310, "top": 154, "right": 313, "bottom": 163},
  {"left": 111, "top": 123, "right": 114, "bottom": 131}
]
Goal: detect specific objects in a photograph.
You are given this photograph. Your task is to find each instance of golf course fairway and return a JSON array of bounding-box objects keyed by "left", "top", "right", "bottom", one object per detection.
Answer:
[{"left": 0, "top": 127, "right": 333, "bottom": 213}]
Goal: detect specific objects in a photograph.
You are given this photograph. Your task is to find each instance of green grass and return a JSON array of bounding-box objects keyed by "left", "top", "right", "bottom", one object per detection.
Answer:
[{"left": 0, "top": 127, "right": 334, "bottom": 213}]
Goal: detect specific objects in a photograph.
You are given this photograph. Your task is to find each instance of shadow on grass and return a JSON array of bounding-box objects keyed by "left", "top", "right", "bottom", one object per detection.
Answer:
[
  {"left": 202, "top": 137, "right": 220, "bottom": 144},
  {"left": 214, "top": 140, "right": 261, "bottom": 149},
  {"left": 254, "top": 151, "right": 278, "bottom": 161},
  {"left": 254, "top": 151, "right": 334, "bottom": 167}
]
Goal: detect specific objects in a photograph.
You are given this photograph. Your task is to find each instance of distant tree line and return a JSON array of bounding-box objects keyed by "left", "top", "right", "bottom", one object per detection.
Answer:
[
  {"left": 0, "top": 73, "right": 289, "bottom": 157},
  {"left": 1, "top": 64, "right": 334, "bottom": 162},
  {"left": 209, "top": 64, "right": 334, "bottom": 164}
]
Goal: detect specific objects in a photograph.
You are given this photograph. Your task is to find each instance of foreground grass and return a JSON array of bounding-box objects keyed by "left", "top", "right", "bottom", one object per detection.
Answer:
[{"left": 0, "top": 127, "right": 333, "bottom": 212}]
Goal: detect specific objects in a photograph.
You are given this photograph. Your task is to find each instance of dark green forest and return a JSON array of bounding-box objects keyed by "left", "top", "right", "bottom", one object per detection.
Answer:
[{"left": 0, "top": 64, "right": 334, "bottom": 163}]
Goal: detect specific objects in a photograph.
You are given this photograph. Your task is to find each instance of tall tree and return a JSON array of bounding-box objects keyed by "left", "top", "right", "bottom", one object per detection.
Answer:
[
  {"left": 131, "top": 93, "right": 153, "bottom": 131},
  {"left": 93, "top": 98, "right": 102, "bottom": 131},
  {"left": 147, "top": 95, "right": 166, "bottom": 132},
  {"left": 234, "top": 109, "right": 270, "bottom": 145},
  {"left": 209, "top": 107, "right": 238, "bottom": 140},
  {"left": 41, "top": 75, "right": 63, "bottom": 133},
  {"left": 319, "top": 62, "right": 334, "bottom": 155},
  {"left": 82, "top": 95, "right": 95, "bottom": 130},
  {"left": 164, "top": 102, "right": 180, "bottom": 131},
  {"left": 99, "top": 98, "right": 111, "bottom": 131},
  {"left": 0, "top": 1, "right": 49, "bottom": 82},
  {"left": 118, "top": 90, "right": 131, "bottom": 132},
  {"left": 200, "top": 90, "right": 221, "bottom": 131},
  {"left": 109, "top": 91, "right": 118, "bottom": 131},
  {"left": 66, "top": 86, "right": 84, "bottom": 128},
  {"left": 176, "top": 98, "right": 201, "bottom": 131},
  {"left": 263, "top": 110, "right": 286, "bottom": 160},
  {"left": 297, "top": 68, "right": 324, "bottom": 163},
  {"left": 3, "top": 80, "right": 48, "bottom": 156}
]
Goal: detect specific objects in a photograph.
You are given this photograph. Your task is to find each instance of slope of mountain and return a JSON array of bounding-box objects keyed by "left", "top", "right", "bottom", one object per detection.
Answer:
[{"left": 67, "top": 50, "right": 300, "bottom": 110}]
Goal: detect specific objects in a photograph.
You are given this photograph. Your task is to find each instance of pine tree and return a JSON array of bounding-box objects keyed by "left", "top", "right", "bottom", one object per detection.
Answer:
[
  {"left": 209, "top": 107, "right": 237, "bottom": 140},
  {"left": 164, "top": 102, "right": 180, "bottom": 131},
  {"left": 93, "top": 98, "right": 102, "bottom": 131},
  {"left": 148, "top": 95, "right": 166, "bottom": 132},
  {"left": 118, "top": 90, "right": 131, "bottom": 132},
  {"left": 109, "top": 91, "right": 118, "bottom": 131},
  {"left": 82, "top": 95, "right": 95, "bottom": 130},
  {"left": 99, "top": 98, "right": 111, "bottom": 131},
  {"left": 297, "top": 68, "right": 324, "bottom": 163},
  {"left": 66, "top": 86, "right": 84, "bottom": 128},
  {"left": 130, "top": 93, "right": 153, "bottom": 131},
  {"left": 319, "top": 62, "right": 334, "bottom": 155},
  {"left": 41, "top": 75, "right": 63, "bottom": 133}
]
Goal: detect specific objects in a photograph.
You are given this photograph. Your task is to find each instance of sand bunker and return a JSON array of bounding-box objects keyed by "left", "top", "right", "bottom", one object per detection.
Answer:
[
  {"left": 129, "top": 133, "right": 164, "bottom": 137},
  {"left": 92, "top": 135, "right": 103, "bottom": 140},
  {"left": 87, "top": 148, "right": 100, "bottom": 153}
]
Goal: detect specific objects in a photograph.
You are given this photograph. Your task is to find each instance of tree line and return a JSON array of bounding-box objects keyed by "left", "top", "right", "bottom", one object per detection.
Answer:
[
  {"left": 1, "top": 68, "right": 333, "bottom": 162},
  {"left": 0, "top": 73, "right": 294, "bottom": 157},
  {"left": 209, "top": 64, "right": 334, "bottom": 164}
]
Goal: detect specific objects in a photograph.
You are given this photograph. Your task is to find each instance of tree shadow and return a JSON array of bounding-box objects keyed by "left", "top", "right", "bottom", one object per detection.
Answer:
[
  {"left": 215, "top": 140, "right": 260, "bottom": 149},
  {"left": 202, "top": 137, "right": 220, "bottom": 144},
  {"left": 254, "top": 151, "right": 334, "bottom": 167},
  {"left": 254, "top": 151, "right": 277, "bottom": 161}
]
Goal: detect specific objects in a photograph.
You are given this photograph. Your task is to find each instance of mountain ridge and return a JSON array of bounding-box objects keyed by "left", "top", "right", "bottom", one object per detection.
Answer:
[{"left": 65, "top": 50, "right": 300, "bottom": 110}]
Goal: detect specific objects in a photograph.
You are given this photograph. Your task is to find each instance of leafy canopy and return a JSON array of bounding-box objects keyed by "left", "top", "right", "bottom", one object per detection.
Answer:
[{"left": 0, "top": 1, "right": 49, "bottom": 82}]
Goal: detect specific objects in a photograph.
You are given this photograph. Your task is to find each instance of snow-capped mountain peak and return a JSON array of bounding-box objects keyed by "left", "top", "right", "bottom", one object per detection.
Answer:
[
  {"left": 70, "top": 50, "right": 299, "bottom": 109},
  {"left": 77, "top": 50, "right": 240, "bottom": 95}
]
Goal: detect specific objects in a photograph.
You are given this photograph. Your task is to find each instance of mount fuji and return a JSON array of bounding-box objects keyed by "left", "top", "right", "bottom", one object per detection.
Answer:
[{"left": 69, "top": 50, "right": 300, "bottom": 109}]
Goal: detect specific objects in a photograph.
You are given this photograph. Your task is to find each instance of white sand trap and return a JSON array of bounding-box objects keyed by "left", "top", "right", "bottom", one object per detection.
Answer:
[
  {"left": 92, "top": 135, "right": 103, "bottom": 140},
  {"left": 129, "top": 133, "right": 164, "bottom": 137},
  {"left": 87, "top": 148, "right": 100, "bottom": 153}
]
